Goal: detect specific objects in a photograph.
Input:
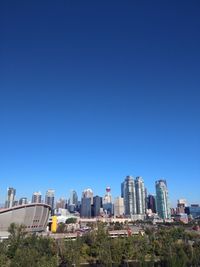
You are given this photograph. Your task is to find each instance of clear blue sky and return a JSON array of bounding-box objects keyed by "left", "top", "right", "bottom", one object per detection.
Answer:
[{"left": 0, "top": 0, "right": 200, "bottom": 206}]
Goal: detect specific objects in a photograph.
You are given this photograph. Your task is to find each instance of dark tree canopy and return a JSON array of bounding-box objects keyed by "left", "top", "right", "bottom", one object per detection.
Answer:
[{"left": 0, "top": 223, "right": 200, "bottom": 267}]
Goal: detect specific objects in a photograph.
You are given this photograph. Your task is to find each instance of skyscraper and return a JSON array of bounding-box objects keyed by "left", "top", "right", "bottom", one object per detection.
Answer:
[
  {"left": 69, "top": 190, "right": 78, "bottom": 206},
  {"left": 68, "top": 190, "right": 78, "bottom": 212},
  {"left": 93, "top": 195, "right": 102, "bottom": 217},
  {"left": 156, "top": 180, "right": 171, "bottom": 219},
  {"left": 103, "top": 187, "right": 113, "bottom": 215},
  {"left": 121, "top": 176, "right": 137, "bottom": 216},
  {"left": 32, "top": 191, "right": 42, "bottom": 203},
  {"left": 82, "top": 188, "right": 93, "bottom": 204},
  {"left": 103, "top": 187, "right": 112, "bottom": 204},
  {"left": 56, "top": 198, "right": 66, "bottom": 210},
  {"left": 81, "top": 188, "right": 93, "bottom": 218},
  {"left": 19, "top": 197, "right": 28, "bottom": 205},
  {"left": 177, "top": 199, "right": 187, "bottom": 214},
  {"left": 135, "top": 176, "right": 146, "bottom": 214},
  {"left": 114, "top": 197, "right": 124, "bottom": 217},
  {"left": 147, "top": 194, "right": 156, "bottom": 213},
  {"left": 145, "top": 188, "right": 148, "bottom": 211},
  {"left": 5, "top": 187, "right": 16, "bottom": 208},
  {"left": 81, "top": 197, "right": 91, "bottom": 218},
  {"left": 45, "top": 189, "right": 55, "bottom": 213}
]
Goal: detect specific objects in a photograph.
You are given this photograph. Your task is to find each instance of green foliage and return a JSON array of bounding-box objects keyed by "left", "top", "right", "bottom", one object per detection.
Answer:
[
  {"left": 113, "top": 222, "right": 124, "bottom": 230},
  {"left": 1, "top": 223, "right": 200, "bottom": 266},
  {"left": 57, "top": 238, "right": 82, "bottom": 266},
  {"left": 65, "top": 217, "right": 77, "bottom": 224},
  {"left": 110, "top": 238, "right": 124, "bottom": 265},
  {"left": 0, "top": 240, "right": 10, "bottom": 266},
  {"left": 4, "top": 224, "right": 59, "bottom": 267},
  {"left": 7, "top": 223, "right": 28, "bottom": 258},
  {"left": 83, "top": 222, "right": 113, "bottom": 266},
  {"left": 56, "top": 222, "right": 66, "bottom": 233}
]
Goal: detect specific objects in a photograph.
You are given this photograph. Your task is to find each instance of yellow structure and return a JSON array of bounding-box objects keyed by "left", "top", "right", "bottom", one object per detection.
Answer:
[{"left": 51, "top": 216, "right": 57, "bottom": 233}]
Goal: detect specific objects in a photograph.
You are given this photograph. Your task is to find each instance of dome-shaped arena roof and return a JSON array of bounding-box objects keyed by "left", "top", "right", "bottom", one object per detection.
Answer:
[{"left": 0, "top": 203, "right": 51, "bottom": 238}]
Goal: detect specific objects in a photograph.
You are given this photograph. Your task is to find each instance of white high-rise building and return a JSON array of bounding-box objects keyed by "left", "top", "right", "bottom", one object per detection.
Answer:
[
  {"left": 156, "top": 180, "right": 171, "bottom": 219},
  {"left": 103, "top": 187, "right": 113, "bottom": 215},
  {"left": 121, "top": 176, "right": 137, "bottom": 216},
  {"left": 114, "top": 197, "right": 124, "bottom": 217},
  {"left": 135, "top": 176, "right": 146, "bottom": 214},
  {"left": 103, "top": 187, "right": 112, "bottom": 204},
  {"left": 5, "top": 187, "right": 16, "bottom": 208}
]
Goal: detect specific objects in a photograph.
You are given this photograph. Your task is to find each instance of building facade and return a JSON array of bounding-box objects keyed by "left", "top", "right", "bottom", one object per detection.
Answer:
[
  {"left": 135, "top": 176, "right": 146, "bottom": 214},
  {"left": 93, "top": 196, "right": 102, "bottom": 217},
  {"left": 82, "top": 188, "right": 93, "bottom": 204},
  {"left": 114, "top": 197, "right": 124, "bottom": 217},
  {"left": 81, "top": 197, "right": 91, "bottom": 218},
  {"left": 0, "top": 203, "right": 51, "bottom": 238},
  {"left": 147, "top": 194, "right": 156, "bottom": 213},
  {"left": 45, "top": 189, "right": 55, "bottom": 213},
  {"left": 5, "top": 187, "right": 16, "bottom": 209},
  {"left": 103, "top": 187, "right": 113, "bottom": 215},
  {"left": 121, "top": 176, "right": 137, "bottom": 216},
  {"left": 55, "top": 198, "right": 66, "bottom": 210},
  {"left": 32, "top": 192, "right": 42, "bottom": 203},
  {"left": 176, "top": 199, "right": 187, "bottom": 214},
  {"left": 19, "top": 197, "right": 28, "bottom": 205},
  {"left": 186, "top": 204, "right": 200, "bottom": 219},
  {"left": 69, "top": 190, "right": 78, "bottom": 206},
  {"left": 68, "top": 190, "right": 78, "bottom": 213},
  {"left": 155, "top": 180, "right": 171, "bottom": 219}
]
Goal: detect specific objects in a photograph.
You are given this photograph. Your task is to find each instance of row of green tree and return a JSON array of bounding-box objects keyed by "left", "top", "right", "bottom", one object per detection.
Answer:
[{"left": 0, "top": 223, "right": 200, "bottom": 267}]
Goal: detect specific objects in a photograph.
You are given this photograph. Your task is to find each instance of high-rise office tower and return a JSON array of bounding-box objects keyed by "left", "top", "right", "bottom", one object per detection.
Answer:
[
  {"left": 68, "top": 190, "right": 78, "bottom": 212},
  {"left": 177, "top": 199, "right": 187, "bottom": 214},
  {"left": 135, "top": 176, "right": 146, "bottom": 214},
  {"left": 156, "top": 180, "right": 171, "bottom": 219},
  {"left": 145, "top": 188, "right": 148, "bottom": 211},
  {"left": 32, "top": 191, "right": 42, "bottom": 203},
  {"left": 93, "top": 195, "right": 102, "bottom": 217},
  {"left": 186, "top": 204, "right": 200, "bottom": 219},
  {"left": 82, "top": 188, "right": 93, "bottom": 204},
  {"left": 69, "top": 190, "right": 78, "bottom": 206},
  {"left": 45, "top": 189, "right": 55, "bottom": 213},
  {"left": 121, "top": 182, "right": 124, "bottom": 198},
  {"left": 103, "top": 187, "right": 112, "bottom": 204},
  {"left": 13, "top": 200, "right": 18, "bottom": 206},
  {"left": 81, "top": 197, "right": 91, "bottom": 218},
  {"left": 148, "top": 194, "right": 156, "bottom": 213},
  {"left": 81, "top": 188, "right": 93, "bottom": 218},
  {"left": 19, "top": 197, "right": 28, "bottom": 205},
  {"left": 121, "top": 176, "right": 137, "bottom": 216},
  {"left": 5, "top": 187, "right": 16, "bottom": 208},
  {"left": 114, "top": 197, "right": 124, "bottom": 217},
  {"left": 103, "top": 187, "right": 113, "bottom": 215},
  {"left": 56, "top": 198, "right": 66, "bottom": 210}
]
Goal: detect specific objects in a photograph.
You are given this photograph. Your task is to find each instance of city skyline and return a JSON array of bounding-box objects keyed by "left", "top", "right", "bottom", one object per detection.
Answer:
[
  {"left": 1, "top": 177, "right": 200, "bottom": 222},
  {"left": 0, "top": 174, "right": 198, "bottom": 209},
  {"left": 1, "top": 172, "right": 199, "bottom": 206},
  {"left": 1, "top": 1, "right": 200, "bottom": 205}
]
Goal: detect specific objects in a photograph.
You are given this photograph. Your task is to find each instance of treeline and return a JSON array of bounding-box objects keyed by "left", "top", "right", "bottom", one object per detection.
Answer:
[{"left": 0, "top": 223, "right": 200, "bottom": 267}]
